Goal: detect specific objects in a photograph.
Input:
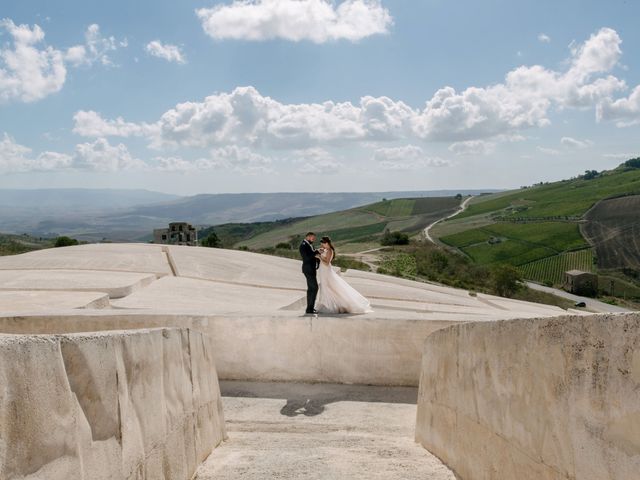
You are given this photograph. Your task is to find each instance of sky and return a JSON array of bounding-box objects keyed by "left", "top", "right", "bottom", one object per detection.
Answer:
[{"left": 0, "top": 0, "right": 639, "bottom": 195}]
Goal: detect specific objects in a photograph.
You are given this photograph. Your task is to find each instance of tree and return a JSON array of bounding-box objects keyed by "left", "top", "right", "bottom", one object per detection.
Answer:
[
  {"left": 201, "top": 232, "right": 221, "bottom": 248},
  {"left": 583, "top": 169, "right": 599, "bottom": 180},
  {"left": 455, "top": 193, "right": 463, "bottom": 200},
  {"left": 492, "top": 265, "right": 522, "bottom": 298},
  {"left": 380, "top": 229, "right": 409, "bottom": 246},
  {"left": 624, "top": 157, "right": 640, "bottom": 169},
  {"left": 54, "top": 236, "right": 79, "bottom": 247}
]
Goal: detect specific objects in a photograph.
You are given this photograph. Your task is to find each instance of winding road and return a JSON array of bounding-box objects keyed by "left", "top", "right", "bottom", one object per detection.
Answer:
[{"left": 423, "top": 195, "right": 473, "bottom": 244}]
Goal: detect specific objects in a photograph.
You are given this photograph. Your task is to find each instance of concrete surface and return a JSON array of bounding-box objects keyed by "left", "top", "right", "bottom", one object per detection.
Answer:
[
  {"left": 0, "top": 269, "right": 156, "bottom": 298},
  {"left": 416, "top": 312, "right": 640, "bottom": 480},
  {"left": 0, "top": 290, "right": 110, "bottom": 311},
  {"left": 0, "top": 244, "right": 579, "bottom": 386},
  {"left": 0, "top": 328, "right": 226, "bottom": 480},
  {"left": 0, "top": 310, "right": 467, "bottom": 386},
  {"left": 194, "top": 381, "right": 456, "bottom": 480},
  {"left": 0, "top": 243, "right": 573, "bottom": 318},
  {"left": 0, "top": 243, "right": 634, "bottom": 479},
  {"left": 0, "top": 243, "right": 172, "bottom": 276}
]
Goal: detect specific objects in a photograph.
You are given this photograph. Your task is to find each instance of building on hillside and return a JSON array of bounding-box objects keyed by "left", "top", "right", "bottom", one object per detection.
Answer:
[
  {"left": 153, "top": 222, "right": 197, "bottom": 246},
  {"left": 563, "top": 270, "right": 598, "bottom": 297}
]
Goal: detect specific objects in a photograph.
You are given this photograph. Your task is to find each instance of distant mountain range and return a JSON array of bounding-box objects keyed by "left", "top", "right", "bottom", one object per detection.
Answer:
[
  {"left": 0, "top": 188, "right": 179, "bottom": 210},
  {"left": 0, "top": 188, "right": 499, "bottom": 241}
]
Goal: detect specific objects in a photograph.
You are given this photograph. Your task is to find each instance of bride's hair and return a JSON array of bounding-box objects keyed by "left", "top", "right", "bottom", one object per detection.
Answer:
[{"left": 320, "top": 236, "right": 335, "bottom": 255}]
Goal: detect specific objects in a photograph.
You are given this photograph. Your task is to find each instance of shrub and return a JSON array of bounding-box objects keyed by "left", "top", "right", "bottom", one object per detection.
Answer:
[
  {"left": 275, "top": 242, "right": 292, "bottom": 250},
  {"left": 54, "top": 236, "right": 79, "bottom": 247},
  {"left": 378, "top": 253, "right": 417, "bottom": 278},
  {"left": 332, "top": 256, "right": 371, "bottom": 272},
  {"left": 492, "top": 265, "right": 523, "bottom": 297},
  {"left": 201, "top": 232, "right": 221, "bottom": 248},
  {"left": 380, "top": 230, "right": 410, "bottom": 246}
]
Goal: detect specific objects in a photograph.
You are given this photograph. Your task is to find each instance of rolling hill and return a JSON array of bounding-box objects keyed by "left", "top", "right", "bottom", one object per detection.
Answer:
[
  {"left": 202, "top": 196, "right": 463, "bottom": 250},
  {"left": 431, "top": 159, "right": 640, "bottom": 289},
  {"left": 0, "top": 189, "right": 494, "bottom": 241}
]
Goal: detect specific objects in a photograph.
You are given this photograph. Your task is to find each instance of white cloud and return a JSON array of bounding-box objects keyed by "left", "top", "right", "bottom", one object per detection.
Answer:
[
  {"left": 155, "top": 156, "right": 197, "bottom": 172},
  {"left": 208, "top": 145, "right": 273, "bottom": 174},
  {"left": 36, "top": 151, "right": 73, "bottom": 170},
  {"left": 537, "top": 146, "right": 561, "bottom": 156},
  {"left": 597, "top": 85, "right": 640, "bottom": 126},
  {"left": 0, "top": 133, "right": 71, "bottom": 172},
  {"left": 560, "top": 136, "right": 593, "bottom": 149},
  {"left": 75, "top": 28, "right": 634, "bottom": 152},
  {"left": 196, "top": 0, "right": 392, "bottom": 43},
  {"left": 65, "top": 24, "right": 126, "bottom": 67},
  {"left": 538, "top": 33, "right": 551, "bottom": 43},
  {"left": 0, "top": 19, "right": 125, "bottom": 103},
  {"left": 72, "top": 110, "right": 156, "bottom": 137},
  {"left": 155, "top": 147, "right": 272, "bottom": 174},
  {"left": 72, "top": 138, "right": 147, "bottom": 172},
  {"left": 81, "top": 86, "right": 414, "bottom": 149},
  {"left": 373, "top": 145, "right": 449, "bottom": 171},
  {"left": 294, "top": 148, "right": 342, "bottom": 174},
  {"left": 412, "top": 28, "right": 625, "bottom": 142},
  {"left": 602, "top": 152, "right": 635, "bottom": 159},
  {"left": 145, "top": 40, "right": 186, "bottom": 64},
  {"left": 448, "top": 140, "right": 495, "bottom": 156},
  {"left": 0, "top": 19, "right": 66, "bottom": 102}
]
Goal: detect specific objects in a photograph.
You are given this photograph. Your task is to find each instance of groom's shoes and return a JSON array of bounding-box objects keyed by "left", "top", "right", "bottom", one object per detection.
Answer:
[{"left": 305, "top": 309, "right": 319, "bottom": 315}]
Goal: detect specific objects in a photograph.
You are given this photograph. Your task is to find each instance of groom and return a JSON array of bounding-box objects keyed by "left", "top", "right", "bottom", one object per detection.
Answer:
[{"left": 299, "top": 232, "right": 320, "bottom": 314}]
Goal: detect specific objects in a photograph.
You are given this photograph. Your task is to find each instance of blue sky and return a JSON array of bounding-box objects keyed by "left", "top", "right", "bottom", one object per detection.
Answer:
[{"left": 1, "top": 0, "right": 639, "bottom": 194}]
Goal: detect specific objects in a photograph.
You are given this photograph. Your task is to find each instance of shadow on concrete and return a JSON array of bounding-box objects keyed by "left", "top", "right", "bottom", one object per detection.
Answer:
[
  {"left": 280, "top": 398, "right": 326, "bottom": 417},
  {"left": 220, "top": 380, "right": 418, "bottom": 417}
]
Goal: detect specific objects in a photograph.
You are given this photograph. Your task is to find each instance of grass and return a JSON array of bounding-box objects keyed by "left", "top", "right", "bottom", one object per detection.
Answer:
[
  {"left": 441, "top": 222, "right": 588, "bottom": 266},
  {"left": 322, "top": 222, "right": 388, "bottom": 243},
  {"left": 411, "top": 197, "right": 461, "bottom": 215},
  {"left": 520, "top": 249, "right": 595, "bottom": 285},
  {"left": 463, "top": 241, "right": 556, "bottom": 266},
  {"left": 458, "top": 167, "right": 640, "bottom": 220},
  {"left": 239, "top": 209, "right": 380, "bottom": 249},
  {"left": 364, "top": 199, "right": 415, "bottom": 217},
  {"left": 0, "top": 233, "right": 52, "bottom": 256},
  {"left": 239, "top": 197, "right": 461, "bottom": 249},
  {"left": 440, "top": 228, "right": 493, "bottom": 248},
  {"left": 598, "top": 275, "right": 640, "bottom": 299},
  {"left": 510, "top": 288, "right": 575, "bottom": 310}
]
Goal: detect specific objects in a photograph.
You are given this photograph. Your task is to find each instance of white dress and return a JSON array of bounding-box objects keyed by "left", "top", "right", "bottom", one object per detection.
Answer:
[{"left": 315, "top": 249, "right": 373, "bottom": 314}]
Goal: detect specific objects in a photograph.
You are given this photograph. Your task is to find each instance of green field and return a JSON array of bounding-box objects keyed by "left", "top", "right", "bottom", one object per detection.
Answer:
[
  {"left": 441, "top": 222, "right": 588, "bottom": 267},
  {"left": 237, "top": 197, "right": 461, "bottom": 249},
  {"left": 458, "top": 167, "right": 640, "bottom": 220},
  {"left": 520, "top": 249, "right": 595, "bottom": 285},
  {"left": 364, "top": 198, "right": 416, "bottom": 217},
  {"left": 432, "top": 164, "right": 640, "bottom": 288}
]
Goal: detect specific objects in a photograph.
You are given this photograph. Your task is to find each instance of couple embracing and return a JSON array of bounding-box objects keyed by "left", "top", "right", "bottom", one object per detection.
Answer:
[{"left": 299, "top": 232, "right": 373, "bottom": 315}]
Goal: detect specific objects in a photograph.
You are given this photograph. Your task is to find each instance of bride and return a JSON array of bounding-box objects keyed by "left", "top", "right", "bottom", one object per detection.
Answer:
[{"left": 315, "top": 236, "right": 373, "bottom": 314}]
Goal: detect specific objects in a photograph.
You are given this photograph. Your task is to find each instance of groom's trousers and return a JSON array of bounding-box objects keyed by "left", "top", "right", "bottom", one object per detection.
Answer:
[{"left": 303, "top": 271, "right": 319, "bottom": 312}]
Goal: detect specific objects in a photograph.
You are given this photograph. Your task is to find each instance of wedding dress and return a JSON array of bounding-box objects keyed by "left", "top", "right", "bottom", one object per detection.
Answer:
[{"left": 315, "top": 249, "right": 373, "bottom": 314}]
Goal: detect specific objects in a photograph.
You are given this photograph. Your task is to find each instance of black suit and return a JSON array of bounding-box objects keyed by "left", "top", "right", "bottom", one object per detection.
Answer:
[{"left": 299, "top": 240, "right": 319, "bottom": 313}]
